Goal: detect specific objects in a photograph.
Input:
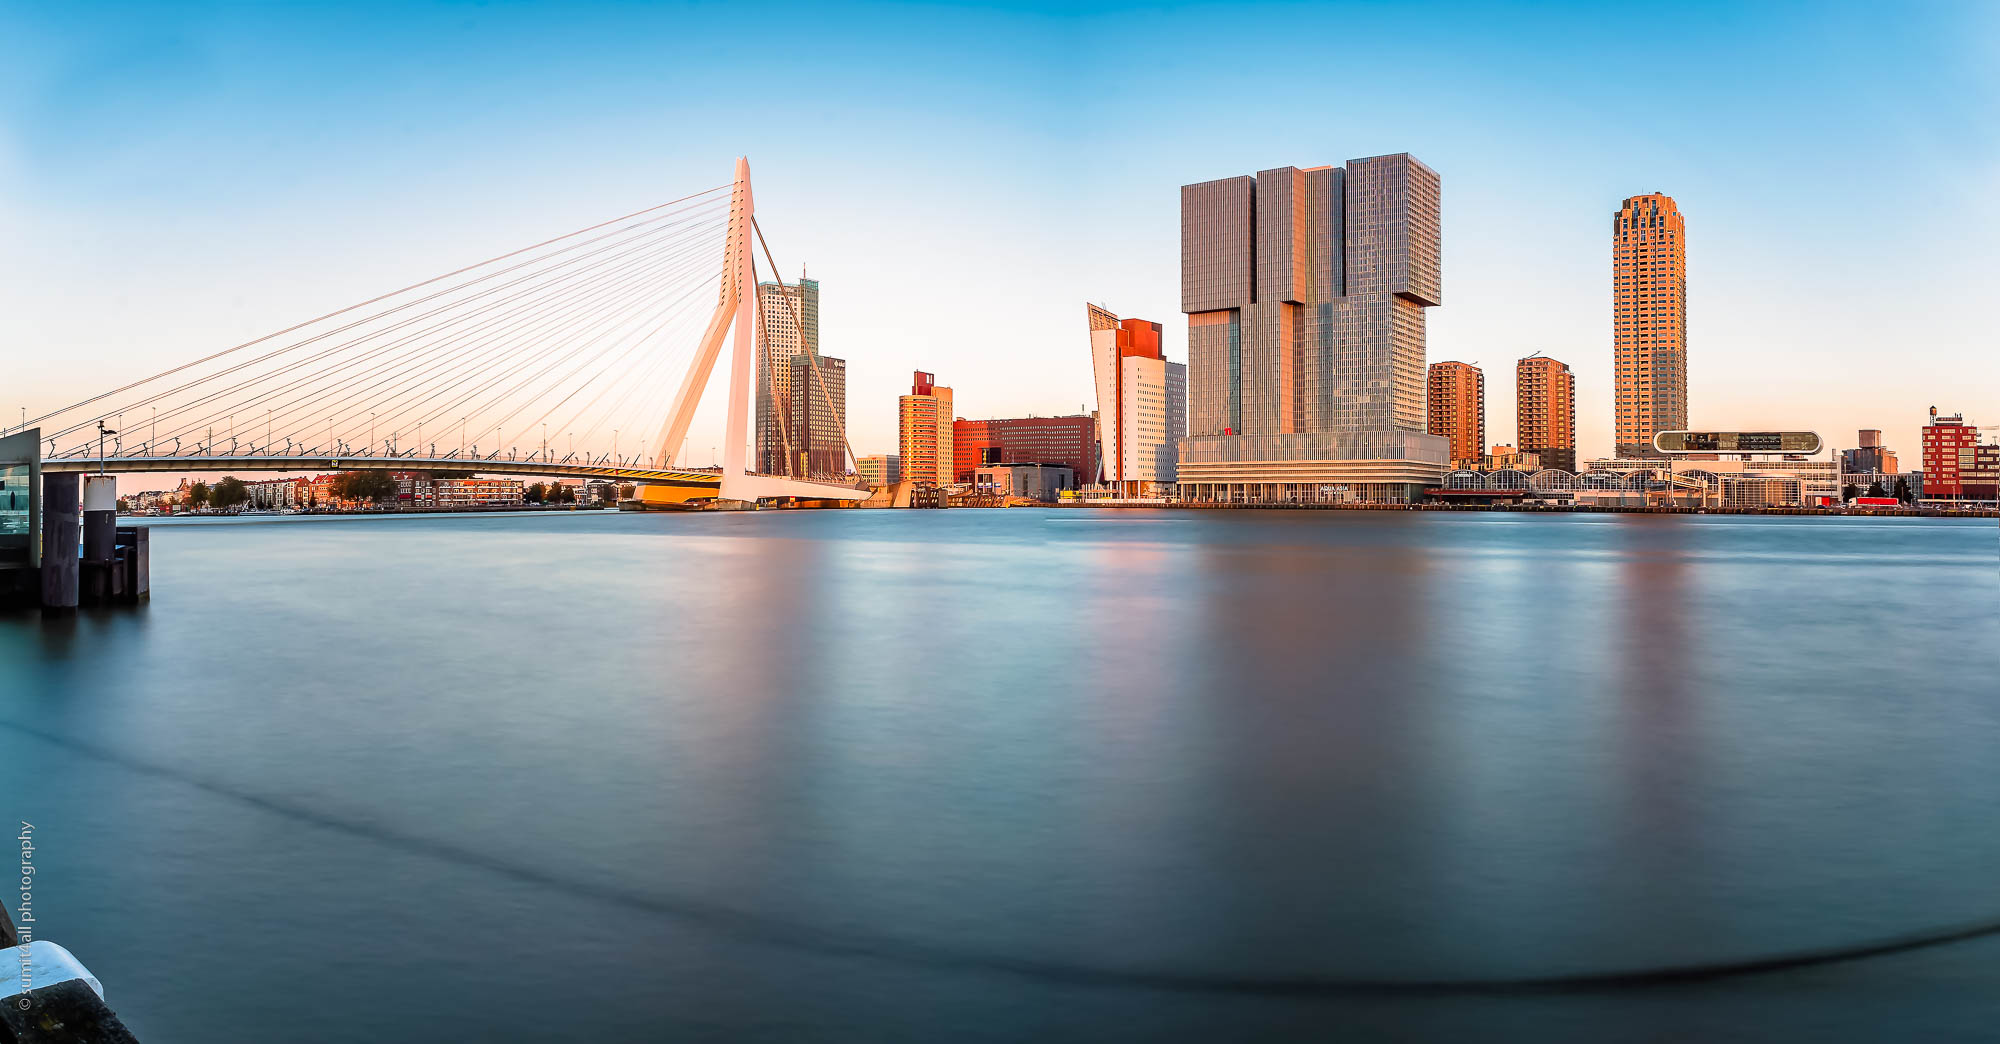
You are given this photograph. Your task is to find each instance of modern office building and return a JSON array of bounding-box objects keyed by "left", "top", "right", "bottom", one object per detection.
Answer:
[
  {"left": 1516, "top": 354, "right": 1576, "bottom": 473},
  {"left": 1839, "top": 429, "right": 1899, "bottom": 476},
  {"left": 855, "top": 454, "right": 901, "bottom": 488},
  {"left": 951, "top": 415, "right": 1096, "bottom": 484},
  {"left": 1427, "top": 361, "right": 1484, "bottom": 466},
  {"left": 1921, "top": 410, "right": 1998, "bottom": 501},
  {"left": 754, "top": 277, "right": 820, "bottom": 475},
  {"left": 1178, "top": 154, "right": 1449, "bottom": 504},
  {"left": 1612, "top": 193, "right": 1687, "bottom": 457},
  {"left": 898, "top": 371, "right": 954, "bottom": 486},
  {"left": 1088, "top": 303, "right": 1187, "bottom": 497},
  {"left": 786, "top": 354, "right": 847, "bottom": 478}
]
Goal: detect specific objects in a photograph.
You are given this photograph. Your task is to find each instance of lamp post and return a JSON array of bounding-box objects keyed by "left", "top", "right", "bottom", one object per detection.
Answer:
[{"left": 370, "top": 413, "right": 376, "bottom": 456}]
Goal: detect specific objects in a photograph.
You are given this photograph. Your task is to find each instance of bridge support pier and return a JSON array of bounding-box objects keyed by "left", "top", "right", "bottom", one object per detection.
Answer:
[
  {"left": 82, "top": 476, "right": 118, "bottom": 605},
  {"left": 40, "top": 473, "right": 79, "bottom": 614}
]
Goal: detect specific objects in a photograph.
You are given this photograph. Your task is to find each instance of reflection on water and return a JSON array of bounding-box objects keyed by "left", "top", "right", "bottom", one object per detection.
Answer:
[{"left": 2, "top": 509, "right": 1997, "bottom": 1041}]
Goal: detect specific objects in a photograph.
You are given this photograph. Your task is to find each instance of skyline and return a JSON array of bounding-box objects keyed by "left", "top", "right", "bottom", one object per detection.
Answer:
[{"left": 4, "top": 1, "right": 1997, "bottom": 467}]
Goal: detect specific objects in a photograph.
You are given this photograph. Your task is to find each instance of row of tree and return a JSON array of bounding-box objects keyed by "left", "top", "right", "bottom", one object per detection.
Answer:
[
  {"left": 171, "top": 473, "right": 630, "bottom": 511},
  {"left": 1841, "top": 478, "right": 1915, "bottom": 504}
]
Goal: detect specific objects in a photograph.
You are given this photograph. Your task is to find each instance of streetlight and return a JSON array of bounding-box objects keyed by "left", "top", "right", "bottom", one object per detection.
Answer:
[
  {"left": 613, "top": 429, "right": 619, "bottom": 465},
  {"left": 370, "top": 412, "right": 376, "bottom": 456}
]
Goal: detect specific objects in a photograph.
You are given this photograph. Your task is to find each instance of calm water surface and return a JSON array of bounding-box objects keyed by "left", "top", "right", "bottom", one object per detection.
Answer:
[{"left": 4, "top": 509, "right": 1998, "bottom": 1041}]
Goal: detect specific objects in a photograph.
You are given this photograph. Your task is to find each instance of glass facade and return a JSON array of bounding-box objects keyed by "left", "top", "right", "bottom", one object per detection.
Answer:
[
  {"left": 0, "top": 428, "right": 39, "bottom": 572},
  {"left": 786, "top": 354, "right": 847, "bottom": 479},
  {"left": 1181, "top": 154, "right": 1440, "bottom": 442},
  {"left": 755, "top": 277, "right": 820, "bottom": 475}
]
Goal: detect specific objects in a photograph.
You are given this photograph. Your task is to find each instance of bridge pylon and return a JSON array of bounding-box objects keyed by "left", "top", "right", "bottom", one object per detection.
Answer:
[{"left": 652, "top": 158, "right": 865, "bottom": 503}]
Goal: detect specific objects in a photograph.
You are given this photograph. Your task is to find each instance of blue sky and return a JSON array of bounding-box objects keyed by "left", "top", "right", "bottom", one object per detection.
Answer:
[{"left": 3, "top": 0, "right": 1995, "bottom": 463}]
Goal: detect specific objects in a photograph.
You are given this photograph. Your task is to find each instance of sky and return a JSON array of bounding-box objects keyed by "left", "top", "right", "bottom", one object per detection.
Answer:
[{"left": 3, "top": 0, "right": 1996, "bottom": 469}]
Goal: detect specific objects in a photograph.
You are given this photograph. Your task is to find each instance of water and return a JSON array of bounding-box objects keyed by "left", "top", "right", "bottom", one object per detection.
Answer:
[{"left": 3, "top": 508, "right": 1998, "bottom": 1041}]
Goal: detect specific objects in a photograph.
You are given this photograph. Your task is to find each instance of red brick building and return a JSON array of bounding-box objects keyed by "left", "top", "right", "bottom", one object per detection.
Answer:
[
  {"left": 1921, "top": 411, "right": 1998, "bottom": 501},
  {"left": 952, "top": 415, "right": 1097, "bottom": 484}
]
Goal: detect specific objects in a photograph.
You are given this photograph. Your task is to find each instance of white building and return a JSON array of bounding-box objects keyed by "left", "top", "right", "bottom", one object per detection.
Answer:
[{"left": 1088, "top": 304, "right": 1187, "bottom": 498}]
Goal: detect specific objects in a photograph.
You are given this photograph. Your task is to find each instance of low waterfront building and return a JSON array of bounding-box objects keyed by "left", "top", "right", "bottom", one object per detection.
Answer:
[
  {"left": 855, "top": 454, "right": 901, "bottom": 488},
  {"left": 1179, "top": 432, "right": 1450, "bottom": 505},
  {"left": 398, "top": 474, "right": 525, "bottom": 507},
  {"left": 1581, "top": 455, "right": 1839, "bottom": 507},
  {"left": 971, "top": 463, "right": 1076, "bottom": 502}
]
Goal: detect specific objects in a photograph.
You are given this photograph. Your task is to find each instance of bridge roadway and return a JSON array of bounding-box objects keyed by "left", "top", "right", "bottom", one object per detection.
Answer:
[{"left": 40, "top": 453, "right": 725, "bottom": 488}]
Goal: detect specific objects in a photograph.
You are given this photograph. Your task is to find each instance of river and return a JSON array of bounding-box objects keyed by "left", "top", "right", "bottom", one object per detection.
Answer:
[{"left": 4, "top": 508, "right": 1997, "bottom": 1041}]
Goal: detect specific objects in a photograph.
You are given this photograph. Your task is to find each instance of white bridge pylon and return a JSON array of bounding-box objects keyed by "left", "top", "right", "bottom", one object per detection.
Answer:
[{"left": 653, "top": 158, "right": 866, "bottom": 502}]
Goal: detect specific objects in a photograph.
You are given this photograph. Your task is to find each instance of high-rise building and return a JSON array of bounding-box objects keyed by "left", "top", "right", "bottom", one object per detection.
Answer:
[
  {"left": 952, "top": 415, "right": 1097, "bottom": 484},
  {"left": 785, "top": 354, "right": 847, "bottom": 478},
  {"left": 1612, "top": 193, "right": 1687, "bottom": 457},
  {"left": 1427, "top": 361, "right": 1484, "bottom": 466},
  {"left": 1177, "top": 154, "right": 1449, "bottom": 504},
  {"left": 1088, "top": 303, "right": 1187, "bottom": 497},
  {"left": 1516, "top": 354, "right": 1576, "bottom": 473},
  {"left": 898, "top": 371, "right": 954, "bottom": 486},
  {"left": 1921, "top": 410, "right": 1998, "bottom": 501},
  {"left": 855, "top": 454, "right": 901, "bottom": 488},
  {"left": 755, "top": 277, "right": 819, "bottom": 474}
]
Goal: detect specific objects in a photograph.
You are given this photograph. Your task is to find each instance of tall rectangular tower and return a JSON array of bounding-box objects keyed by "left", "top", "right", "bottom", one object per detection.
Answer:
[
  {"left": 755, "top": 277, "right": 820, "bottom": 474},
  {"left": 1088, "top": 305, "right": 1187, "bottom": 496},
  {"left": 1177, "top": 154, "right": 1447, "bottom": 504},
  {"left": 898, "top": 371, "right": 954, "bottom": 486},
  {"left": 1516, "top": 354, "right": 1576, "bottom": 473},
  {"left": 1612, "top": 194, "right": 1685, "bottom": 457},
  {"left": 1426, "top": 361, "right": 1484, "bottom": 465},
  {"left": 1182, "top": 155, "right": 1439, "bottom": 439},
  {"left": 787, "top": 354, "right": 847, "bottom": 478}
]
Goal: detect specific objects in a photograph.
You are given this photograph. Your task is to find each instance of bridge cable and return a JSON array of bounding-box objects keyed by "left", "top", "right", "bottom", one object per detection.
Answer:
[{"left": 27, "top": 186, "right": 730, "bottom": 441}]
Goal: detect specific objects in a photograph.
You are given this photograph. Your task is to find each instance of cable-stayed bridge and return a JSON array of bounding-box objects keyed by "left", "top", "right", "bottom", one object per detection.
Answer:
[{"left": 15, "top": 158, "right": 867, "bottom": 503}]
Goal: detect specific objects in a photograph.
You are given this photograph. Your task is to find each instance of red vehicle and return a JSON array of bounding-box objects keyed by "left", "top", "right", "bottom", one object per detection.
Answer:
[{"left": 1853, "top": 496, "right": 1900, "bottom": 507}]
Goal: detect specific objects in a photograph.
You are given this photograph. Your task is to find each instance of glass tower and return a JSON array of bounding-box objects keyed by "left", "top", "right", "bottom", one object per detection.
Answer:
[
  {"left": 1182, "top": 155, "right": 1441, "bottom": 442},
  {"left": 755, "top": 277, "right": 820, "bottom": 475}
]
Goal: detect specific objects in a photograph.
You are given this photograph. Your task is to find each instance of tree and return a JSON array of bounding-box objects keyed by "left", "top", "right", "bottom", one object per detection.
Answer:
[
  {"left": 1894, "top": 477, "right": 1914, "bottom": 504},
  {"left": 554, "top": 483, "right": 577, "bottom": 504},
  {"left": 187, "top": 481, "right": 211, "bottom": 509},
  {"left": 211, "top": 476, "right": 249, "bottom": 509},
  {"left": 596, "top": 482, "right": 618, "bottom": 504},
  {"left": 332, "top": 470, "right": 400, "bottom": 503},
  {"left": 617, "top": 483, "right": 636, "bottom": 500},
  {"left": 1841, "top": 483, "right": 1858, "bottom": 503},
  {"left": 1866, "top": 480, "right": 1887, "bottom": 499},
  {"left": 117, "top": 497, "right": 130, "bottom": 512},
  {"left": 526, "top": 482, "right": 546, "bottom": 504}
]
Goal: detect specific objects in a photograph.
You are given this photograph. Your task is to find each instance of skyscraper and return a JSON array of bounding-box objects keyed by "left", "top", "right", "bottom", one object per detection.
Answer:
[
  {"left": 1088, "top": 303, "right": 1187, "bottom": 497},
  {"left": 755, "top": 277, "right": 819, "bottom": 474},
  {"left": 1427, "top": 361, "right": 1484, "bottom": 465},
  {"left": 1515, "top": 354, "right": 1576, "bottom": 473},
  {"left": 1177, "top": 154, "right": 1449, "bottom": 505},
  {"left": 898, "top": 371, "right": 953, "bottom": 486},
  {"left": 1612, "top": 194, "right": 1686, "bottom": 457},
  {"left": 786, "top": 354, "right": 847, "bottom": 478}
]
